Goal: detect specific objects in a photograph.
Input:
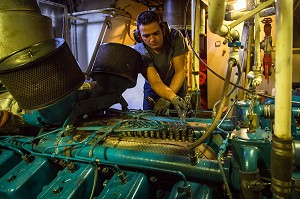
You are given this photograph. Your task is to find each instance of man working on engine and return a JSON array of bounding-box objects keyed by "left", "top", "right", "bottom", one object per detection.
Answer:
[{"left": 134, "top": 10, "right": 189, "bottom": 117}]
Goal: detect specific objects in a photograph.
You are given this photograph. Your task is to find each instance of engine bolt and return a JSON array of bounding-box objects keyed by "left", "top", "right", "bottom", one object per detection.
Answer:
[{"left": 150, "top": 176, "right": 157, "bottom": 183}]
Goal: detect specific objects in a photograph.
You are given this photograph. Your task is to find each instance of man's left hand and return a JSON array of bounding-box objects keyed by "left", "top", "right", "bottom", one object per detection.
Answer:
[{"left": 171, "top": 96, "right": 188, "bottom": 120}]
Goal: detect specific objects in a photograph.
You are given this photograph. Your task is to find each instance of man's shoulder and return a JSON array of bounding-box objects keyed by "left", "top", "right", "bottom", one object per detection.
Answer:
[
  {"left": 169, "top": 28, "right": 184, "bottom": 40},
  {"left": 134, "top": 43, "right": 148, "bottom": 55},
  {"left": 168, "top": 28, "right": 189, "bottom": 56}
]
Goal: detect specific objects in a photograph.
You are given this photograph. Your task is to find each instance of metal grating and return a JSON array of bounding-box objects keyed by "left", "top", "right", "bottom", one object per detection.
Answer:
[{"left": 0, "top": 39, "right": 85, "bottom": 110}]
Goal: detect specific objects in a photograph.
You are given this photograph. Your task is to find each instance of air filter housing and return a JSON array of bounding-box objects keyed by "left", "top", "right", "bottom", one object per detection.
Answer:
[
  {"left": 90, "top": 43, "right": 142, "bottom": 95},
  {"left": 0, "top": 38, "right": 85, "bottom": 110}
]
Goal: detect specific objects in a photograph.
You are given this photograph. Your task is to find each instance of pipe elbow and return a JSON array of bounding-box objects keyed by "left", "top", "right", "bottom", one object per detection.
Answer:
[
  {"left": 208, "top": 20, "right": 222, "bottom": 34},
  {"left": 208, "top": 0, "right": 227, "bottom": 36},
  {"left": 208, "top": 23, "right": 229, "bottom": 37},
  {"left": 252, "top": 75, "right": 262, "bottom": 87},
  {"left": 240, "top": 146, "right": 260, "bottom": 172}
]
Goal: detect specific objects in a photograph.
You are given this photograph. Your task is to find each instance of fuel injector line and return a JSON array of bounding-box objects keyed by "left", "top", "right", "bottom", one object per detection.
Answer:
[{"left": 88, "top": 120, "right": 126, "bottom": 158}]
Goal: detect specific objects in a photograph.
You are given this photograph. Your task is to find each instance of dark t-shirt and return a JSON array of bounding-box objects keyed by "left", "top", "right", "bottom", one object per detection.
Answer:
[{"left": 134, "top": 28, "right": 189, "bottom": 109}]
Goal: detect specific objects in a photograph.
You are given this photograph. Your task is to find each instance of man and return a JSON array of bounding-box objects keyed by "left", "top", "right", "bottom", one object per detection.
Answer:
[{"left": 134, "top": 10, "right": 189, "bottom": 117}]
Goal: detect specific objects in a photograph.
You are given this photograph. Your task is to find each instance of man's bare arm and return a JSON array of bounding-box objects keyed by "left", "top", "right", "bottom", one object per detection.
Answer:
[
  {"left": 169, "top": 53, "right": 187, "bottom": 93},
  {"left": 146, "top": 66, "right": 177, "bottom": 101}
]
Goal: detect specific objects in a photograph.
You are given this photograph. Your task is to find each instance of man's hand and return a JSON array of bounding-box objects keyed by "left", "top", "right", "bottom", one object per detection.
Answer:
[
  {"left": 154, "top": 98, "right": 171, "bottom": 116},
  {"left": 171, "top": 96, "right": 188, "bottom": 119}
]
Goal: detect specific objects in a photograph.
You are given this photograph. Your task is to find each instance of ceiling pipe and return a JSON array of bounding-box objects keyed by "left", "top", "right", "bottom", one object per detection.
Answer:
[
  {"left": 208, "top": 0, "right": 239, "bottom": 41},
  {"left": 225, "top": 7, "right": 276, "bottom": 21},
  {"left": 252, "top": 0, "right": 262, "bottom": 87}
]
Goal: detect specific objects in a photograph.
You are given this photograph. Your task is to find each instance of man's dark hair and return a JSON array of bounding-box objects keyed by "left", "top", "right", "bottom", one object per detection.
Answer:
[{"left": 136, "top": 10, "right": 162, "bottom": 27}]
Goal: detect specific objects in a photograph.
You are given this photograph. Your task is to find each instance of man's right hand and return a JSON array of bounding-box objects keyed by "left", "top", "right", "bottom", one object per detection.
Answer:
[{"left": 154, "top": 98, "right": 171, "bottom": 116}]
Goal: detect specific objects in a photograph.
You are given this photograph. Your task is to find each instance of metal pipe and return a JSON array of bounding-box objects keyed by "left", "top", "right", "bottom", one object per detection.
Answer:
[
  {"left": 85, "top": 16, "right": 111, "bottom": 80},
  {"left": 200, "top": 8, "right": 206, "bottom": 35},
  {"left": 229, "top": 0, "right": 275, "bottom": 29},
  {"left": 191, "top": 0, "right": 200, "bottom": 92},
  {"left": 271, "top": 0, "right": 293, "bottom": 197},
  {"left": 80, "top": 146, "right": 224, "bottom": 183},
  {"left": 292, "top": 107, "right": 300, "bottom": 118},
  {"left": 225, "top": 7, "right": 276, "bottom": 21},
  {"left": 252, "top": 0, "right": 262, "bottom": 87},
  {"left": 38, "top": 0, "right": 66, "bottom": 8},
  {"left": 208, "top": 0, "right": 228, "bottom": 37},
  {"left": 16, "top": 134, "right": 224, "bottom": 183},
  {"left": 259, "top": 7, "right": 276, "bottom": 17},
  {"left": 239, "top": 169, "right": 262, "bottom": 199},
  {"left": 274, "top": 0, "right": 293, "bottom": 140},
  {"left": 271, "top": 135, "right": 293, "bottom": 198},
  {"left": 293, "top": 140, "right": 300, "bottom": 167},
  {"left": 67, "top": 15, "right": 88, "bottom": 22},
  {"left": 242, "top": 0, "right": 255, "bottom": 99},
  {"left": 69, "top": 8, "right": 133, "bottom": 20},
  {"left": 240, "top": 146, "right": 260, "bottom": 172},
  {"left": 244, "top": 26, "right": 254, "bottom": 97}
]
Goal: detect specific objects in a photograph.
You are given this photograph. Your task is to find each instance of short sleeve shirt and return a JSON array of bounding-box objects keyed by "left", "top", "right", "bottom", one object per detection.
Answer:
[{"left": 134, "top": 28, "right": 189, "bottom": 87}]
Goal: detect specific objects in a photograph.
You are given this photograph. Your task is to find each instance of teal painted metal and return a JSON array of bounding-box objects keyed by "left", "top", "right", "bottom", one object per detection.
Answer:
[
  {"left": 0, "top": 111, "right": 230, "bottom": 198},
  {"left": 231, "top": 129, "right": 271, "bottom": 170},
  {"left": 18, "top": 135, "right": 224, "bottom": 183},
  {"left": 239, "top": 146, "right": 260, "bottom": 172},
  {"left": 97, "top": 171, "right": 149, "bottom": 199},
  {"left": 292, "top": 171, "right": 300, "bottom": 198},
  {"left": 22, "top": 91, "right": 77, "bottom": 127},
  {"left": 292, "top": 89, "right": 300, "bottom": 107},
  {"left": 37, "top": 163, "right": 95, "bottom": 199},
  {"left": 0, "top": 149, "right": 21, "bottom": 178},
  {"left": 0, "top": 156, "right": 59, "bottom": 199},
  {"left": 235, "top": 100, "right": 263, "bottom": 130},
  {"left": 7, "top": 131, "right": 224, "bottom": 184},
  {"left": 230, "top": 129, "right": 271, "bottom": 190},
  {"left": 169, "top": 181, "right": 216, "bottom": 199},
  {"left": 75, "top": 146, "right": 224, "bottom": 183}
]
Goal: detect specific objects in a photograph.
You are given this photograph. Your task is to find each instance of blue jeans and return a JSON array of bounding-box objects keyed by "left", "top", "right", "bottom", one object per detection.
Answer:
[
  {"left": 143, "top": 81, "right": 159, "bottom": 110},
  {"left": 143, "top": 79, "right": 187, "bottom": 110}
]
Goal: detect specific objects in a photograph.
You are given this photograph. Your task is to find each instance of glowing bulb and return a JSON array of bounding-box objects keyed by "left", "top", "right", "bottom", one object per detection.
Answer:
[{"left": 233, "top": 0, "right": 247, "bottom": 11}]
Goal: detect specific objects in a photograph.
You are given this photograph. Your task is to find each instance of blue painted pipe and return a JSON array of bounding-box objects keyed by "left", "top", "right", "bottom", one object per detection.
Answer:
[
  {"left": 240, "top": 146, "right": 260, "bottom": 172},
  {"left": 73, "top": 146, "right": 224, "bottom": 183},
  {"left": 3, "top": 135, "right": 225, "bottom": 183}
]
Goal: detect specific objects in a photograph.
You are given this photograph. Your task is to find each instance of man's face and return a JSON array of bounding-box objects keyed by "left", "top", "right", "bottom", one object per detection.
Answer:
[{"left": 139, "top": 21, "right": 164, "bottom": 51}]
